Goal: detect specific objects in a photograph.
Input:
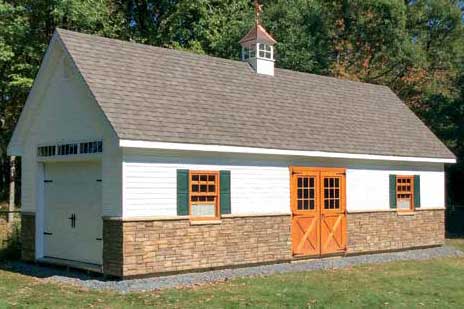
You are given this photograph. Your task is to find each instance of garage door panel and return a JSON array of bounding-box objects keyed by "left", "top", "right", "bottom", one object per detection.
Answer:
[{"left": 43, "top": 161, "right": 102, "bottom": 265}]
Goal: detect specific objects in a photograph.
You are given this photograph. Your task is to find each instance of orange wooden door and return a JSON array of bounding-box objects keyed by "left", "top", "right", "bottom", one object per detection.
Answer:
[
  {"left": 290, "top": 167, "right": 347, "bottom": 257},
  {"left": 320, "top": 170, "right": 347, "bottom": 255},
  {"left": 291, "top": 170, "right": 320, "bottom": 256}
]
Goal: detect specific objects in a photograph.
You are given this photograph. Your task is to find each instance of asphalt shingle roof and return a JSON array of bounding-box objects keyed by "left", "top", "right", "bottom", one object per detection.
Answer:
[{"left": 56, "top": 28, "right": 455, "bottom": 160}]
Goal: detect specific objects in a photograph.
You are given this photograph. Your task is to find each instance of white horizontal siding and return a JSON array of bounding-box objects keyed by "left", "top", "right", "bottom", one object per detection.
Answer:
[
  {"left": 346, "top": 168, "right": 445, "bottom": 212},
  {"left": 122, "top": 155, "right": 290, "bottom": 217},
  {"left": 122, "top": 150, "right": 446, "bottom": 218}
]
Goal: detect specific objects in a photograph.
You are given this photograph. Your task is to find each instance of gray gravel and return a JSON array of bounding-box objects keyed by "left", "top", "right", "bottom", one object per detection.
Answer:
[{"left": 2, "top": 246, "right": 462, "bottom": 293}]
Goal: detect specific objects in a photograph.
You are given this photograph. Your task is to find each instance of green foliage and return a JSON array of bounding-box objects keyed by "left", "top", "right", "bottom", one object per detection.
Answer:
[
  {"left": 0, "top": 0, "right": 463, "bottom": 204},
  {"left": 0, "top": 220, "right": 20, "bottom": 261}
]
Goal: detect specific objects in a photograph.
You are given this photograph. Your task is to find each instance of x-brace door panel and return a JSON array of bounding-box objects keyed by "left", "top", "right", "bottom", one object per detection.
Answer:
[{"left": 290, "top": 170, "right": 320, "bottom": 256}]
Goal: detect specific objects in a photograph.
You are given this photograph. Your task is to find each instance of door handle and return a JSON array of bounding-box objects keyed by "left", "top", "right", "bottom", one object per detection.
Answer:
[{"left": 68, "top": 213, "right": 76, "bottom": 228}]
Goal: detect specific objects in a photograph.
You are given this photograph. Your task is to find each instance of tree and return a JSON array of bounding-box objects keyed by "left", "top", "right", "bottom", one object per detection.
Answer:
[
  {"left": 0, "top": 0, "right": 125, "bottom": 203},
  {"left": 0, "top": 0, "right": 463, "bottom": 206}
]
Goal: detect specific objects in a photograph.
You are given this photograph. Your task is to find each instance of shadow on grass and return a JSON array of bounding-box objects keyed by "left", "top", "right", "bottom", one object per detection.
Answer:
[
  {"left": 0, "top": 260, "right": 108, "bottom": 281},
  {"left": 0, "top": 223, "right": 107, "bottom": 282}
]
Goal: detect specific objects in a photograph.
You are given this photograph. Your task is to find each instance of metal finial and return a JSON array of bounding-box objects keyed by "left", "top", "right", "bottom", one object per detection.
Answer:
[{"left": 254, "top": 0, "right": 263, "bottom": 25}]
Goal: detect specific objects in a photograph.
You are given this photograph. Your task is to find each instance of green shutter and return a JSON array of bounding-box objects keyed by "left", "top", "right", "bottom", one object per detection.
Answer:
[
  {"left": 220, "top": 170, "right": 231, "bottom": 214},
  {"left": 177, "top": 169, "right": 189, "bottom": 216},
  {"left": 414, "top": 175, "right": 421, "bottom": 208},
  {"left": 389, "top": 175, "right": 397, "bottom": 209}
]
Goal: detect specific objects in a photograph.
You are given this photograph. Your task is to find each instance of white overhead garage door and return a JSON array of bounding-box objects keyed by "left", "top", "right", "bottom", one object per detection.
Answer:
[{"left": 43, "top": 161, "right": 102, "bottom": 265}]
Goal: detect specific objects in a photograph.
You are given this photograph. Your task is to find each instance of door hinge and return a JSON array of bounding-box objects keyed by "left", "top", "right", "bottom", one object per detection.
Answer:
[
  {"left": 44, "top": 180, "right": 53, "bottom": 183},
  {"left": 336, "top": 173, "right": 346, "bottom": 176},
  {"left": 96, "top": 238, "right": 103, "bottom": 241},
  {"left": 44, "top": 232, "right": 53, "bottom": 235},
  {"left": 96, "top": 179, "right": 102, "bottom": 182}
]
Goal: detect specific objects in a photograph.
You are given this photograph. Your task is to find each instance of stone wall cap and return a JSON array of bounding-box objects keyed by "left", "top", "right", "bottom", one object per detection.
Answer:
[
  {"left": 348, "top": 207, "right": 445, "bottom": 214},
  {"left": 103, "top": 213, "right": 291, "bottom": 222}
]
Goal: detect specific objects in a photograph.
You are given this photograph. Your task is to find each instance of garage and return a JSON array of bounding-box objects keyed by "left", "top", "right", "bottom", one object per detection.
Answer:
[{"left": 42, "top": 161, "right": 103, "bottom": 265}]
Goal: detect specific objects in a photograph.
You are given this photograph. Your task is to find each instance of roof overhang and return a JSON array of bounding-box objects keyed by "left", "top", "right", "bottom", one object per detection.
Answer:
[{"left": 119, "top": 139, "right": 456, "bottom": 164}]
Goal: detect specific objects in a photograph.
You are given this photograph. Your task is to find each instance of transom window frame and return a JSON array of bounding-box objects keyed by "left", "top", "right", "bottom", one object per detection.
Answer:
[
  {"left": 396, "top": 175, "right": 415, "bottom": 212},
  {"left": 37, "top": 140, "right": 103, "bottom": 158},
  {"left": 189, "top": 170, "right": 220, "bottom": 221}
]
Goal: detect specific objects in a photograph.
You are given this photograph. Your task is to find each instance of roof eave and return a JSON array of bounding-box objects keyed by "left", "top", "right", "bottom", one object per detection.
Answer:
[{"left": 119, "top": 139, "right": 456, "bottom": 164}]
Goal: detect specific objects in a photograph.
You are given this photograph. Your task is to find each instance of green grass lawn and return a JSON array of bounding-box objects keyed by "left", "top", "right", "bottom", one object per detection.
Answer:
[{"left": 1, "top": 240, "right": 464, "bottom": 308}]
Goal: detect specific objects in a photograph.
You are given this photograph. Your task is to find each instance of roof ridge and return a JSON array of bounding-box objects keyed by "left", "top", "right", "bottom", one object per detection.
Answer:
[{"left": 55, "top": 27, "right": 388, "bottom": 90}]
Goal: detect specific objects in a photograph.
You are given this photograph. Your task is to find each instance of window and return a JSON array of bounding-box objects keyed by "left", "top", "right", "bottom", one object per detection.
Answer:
[
  {"left": 297, "top": 176, "right": 315, "bottom": 210},
  {"left": 57, "top": 143, "right": 78, "bottom": 156},
  {"left": 258, "top": 43, "right": 272, "bottom": 59},
  {"left": 37, "top": 140, "right": 103, "bottom": 157},
  {"left": 190, "top": 171, "right": 219, "bottom": 219},
  {"left": 396, "top": 176, "right": 414, "bottom": 211},
  {"left": 79, "top": 141, "right": 103, "bottom": 154},
  {"left": 242, "top": 47, "right": 256, "bottom": 60},
  {"left": 323, "top": 177, "right": 341, "bottom": 210}
]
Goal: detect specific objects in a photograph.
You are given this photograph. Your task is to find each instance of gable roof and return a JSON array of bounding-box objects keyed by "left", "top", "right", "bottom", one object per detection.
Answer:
[{"left": 55, "top": 28, "right": 454, "bottom": 160}]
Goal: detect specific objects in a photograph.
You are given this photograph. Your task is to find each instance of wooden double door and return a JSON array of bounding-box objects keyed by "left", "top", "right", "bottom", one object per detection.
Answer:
[{"left": 290, "top": 167, "right": 347, "bottom": 256}]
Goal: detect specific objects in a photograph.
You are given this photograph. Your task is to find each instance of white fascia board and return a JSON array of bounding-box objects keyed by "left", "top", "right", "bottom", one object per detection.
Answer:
[{"left": 119, "top": 139, "right": 456, "bottom": 164}]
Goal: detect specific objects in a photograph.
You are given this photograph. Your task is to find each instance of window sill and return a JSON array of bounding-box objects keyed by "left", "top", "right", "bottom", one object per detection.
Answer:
[
  {"left": 189, "top": 220, "right": 222, "bottom": 226},
  {"left": 397, "top": 211, "right": 415, "bottom": 216}
]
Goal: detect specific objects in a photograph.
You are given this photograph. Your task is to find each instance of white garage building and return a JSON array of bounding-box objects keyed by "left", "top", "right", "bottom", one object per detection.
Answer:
[{"left": 8, "top": 27, "right": 455, "bottom": 278}]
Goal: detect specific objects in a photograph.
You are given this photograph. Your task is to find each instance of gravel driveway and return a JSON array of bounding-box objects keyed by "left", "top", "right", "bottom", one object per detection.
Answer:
[{"left": 2, "top": 246, "right": 462, "bottom": 293}]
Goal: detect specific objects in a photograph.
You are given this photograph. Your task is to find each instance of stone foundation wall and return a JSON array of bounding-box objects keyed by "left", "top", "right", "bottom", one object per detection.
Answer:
[
  {"left": 20, "top": 213, "right": 35, "bottom": 262},
  {"left": 347, "top": 209, "right": 444, "bottom": 253},
  {"left": 101, "top": 210, "right": 444, "bottom": 277},
  {"left": 104, "top": 215, "right": 292, "bottom": 278}
]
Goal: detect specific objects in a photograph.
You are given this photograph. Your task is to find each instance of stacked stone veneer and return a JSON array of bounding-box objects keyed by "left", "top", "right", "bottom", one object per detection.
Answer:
[
  {"left": 103, "top": 215, "right": 292, "bottom": 278},
  {"left": 20, "top": 213, "right": 35, "bottom": 262},
  {"left": 347, "top": 209, "right": 444, "bottom": 253}
]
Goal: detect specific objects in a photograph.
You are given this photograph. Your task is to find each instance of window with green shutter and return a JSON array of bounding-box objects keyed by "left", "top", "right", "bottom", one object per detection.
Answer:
[
  {"left": 178, "top": 169, "right": 232, "bottom": 220},
  {"left": 390, "top": 175, "right": 420, "bottom": 212}
]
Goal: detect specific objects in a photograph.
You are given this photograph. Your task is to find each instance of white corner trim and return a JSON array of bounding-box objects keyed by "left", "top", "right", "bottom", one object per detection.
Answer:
[{"left": 119, "top": 139, "right": 456, "bottom": 164}]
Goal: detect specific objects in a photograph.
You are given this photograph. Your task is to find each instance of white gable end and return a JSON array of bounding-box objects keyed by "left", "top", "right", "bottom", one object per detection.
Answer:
[{"left": 11, "top": 35, "right": 122, "bottom": 217}]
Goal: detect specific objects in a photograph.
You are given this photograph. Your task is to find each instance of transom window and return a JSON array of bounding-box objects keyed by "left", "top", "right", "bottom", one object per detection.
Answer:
[
  {"left": 297, "top": 176, "right": 315, "bottom": 210},
  {"left": 396, "top": 176, "right": 414, "bottom": 211},
  {"left": 323, "top": 177, "right": 340, "bottom": 209},
  {"left": 37, "top": 141, "right": 103, "bottom": 157},
  {"left": 190, "top": 171, "right": 219, "bottom": 219}
]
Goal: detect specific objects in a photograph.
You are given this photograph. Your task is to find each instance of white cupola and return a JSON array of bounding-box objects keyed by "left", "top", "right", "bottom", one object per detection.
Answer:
[{"left": 240, "top": 0, "right": 277, "bottom": 76}]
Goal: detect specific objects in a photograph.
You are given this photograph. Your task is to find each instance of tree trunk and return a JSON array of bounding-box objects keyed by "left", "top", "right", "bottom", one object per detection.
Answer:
[{"left": 8, "top": 156, "right": 16, "bottom": 223}]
